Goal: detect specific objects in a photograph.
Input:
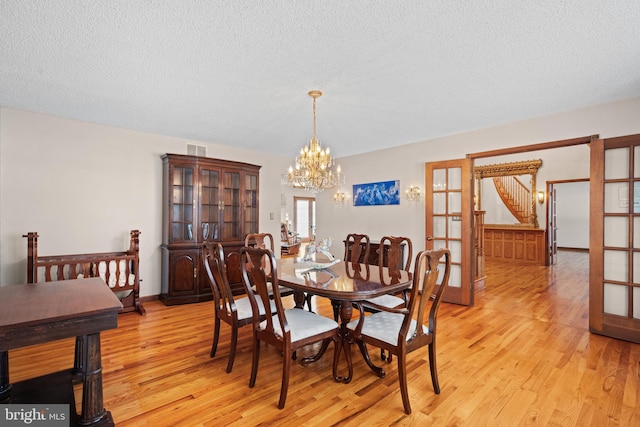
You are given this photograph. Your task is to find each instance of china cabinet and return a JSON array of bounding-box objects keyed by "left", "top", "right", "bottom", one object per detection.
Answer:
[{"left": 160, "top": 153, "right": 260, "bottom": 305}]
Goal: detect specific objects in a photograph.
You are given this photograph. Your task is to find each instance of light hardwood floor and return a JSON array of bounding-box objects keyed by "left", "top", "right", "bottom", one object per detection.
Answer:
[{"left": 8, "top": 250, "right": 640, "bottom": 426}]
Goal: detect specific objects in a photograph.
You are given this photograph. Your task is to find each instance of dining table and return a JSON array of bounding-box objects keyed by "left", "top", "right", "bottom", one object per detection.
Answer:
[
  {"left": 0, "top": 278, "right": 122, "bottom": 426},
  {"left": 276, "top": 256, "right": 412, "bottom": 383}
]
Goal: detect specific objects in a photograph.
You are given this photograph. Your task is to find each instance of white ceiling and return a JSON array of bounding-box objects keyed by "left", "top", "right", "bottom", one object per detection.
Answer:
[{"left": 1, "top": 1, "right": 639, "bottom": 158}]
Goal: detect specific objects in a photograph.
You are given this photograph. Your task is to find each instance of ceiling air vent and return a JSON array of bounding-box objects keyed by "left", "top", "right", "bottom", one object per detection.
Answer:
[{"left": 187, "top": 144, "right": 206, "bottom": 157}]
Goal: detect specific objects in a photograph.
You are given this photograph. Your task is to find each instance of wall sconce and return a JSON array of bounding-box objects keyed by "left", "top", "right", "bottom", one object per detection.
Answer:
[
  {"left": 537, "top": 191, "right": 545, "bottom": 204},
  {"left": 334, "top": 191, "right": 347, "bottom": 204},
  {"left": 405, "top": 186, "right": 422, "bottom": 202}
]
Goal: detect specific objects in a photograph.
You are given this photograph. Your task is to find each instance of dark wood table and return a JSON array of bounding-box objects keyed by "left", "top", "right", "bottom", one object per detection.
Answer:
[
  {"left": 276, "top": 257, "right": 411, "bottom": 383},
  {"left": 0, "top": 278, "right": 122, "bottom": 426}
]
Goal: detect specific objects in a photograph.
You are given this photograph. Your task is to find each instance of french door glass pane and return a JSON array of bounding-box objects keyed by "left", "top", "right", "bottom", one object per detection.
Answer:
[
  {"left": 448, "top": 192, "right": 461, "bottom": 212},
  {"left": 433, "top": 193, "right": 446, "bottom": 214},
  {"left": 634, "top": 252, "right": 640, "bottom": 284},
  {"left": 448, "top": 167, "right": 461, "bottom": 190},
  {"left": 433, "top": 239, "right": 447, "bottom": 250},
  {"left": 605, "top": 147, "right": 629, "bottom": 179},
  {"left": 604, "top": 249, "right": 628, "bottom": 282},
  {"left": 604, "top": 283, "right": 628, "bottom": 316},
  {"left": 448, "top": 240, "right": 462, "bottom": 263},
  {"left": 433, "top": 217, "right": 446, "bottom": 238},
  {"left": 604, "top": 217, "right": 628, "bottom": 247},
  {"left": 449, "top": 264, "right": 461, "bottom": 289},
  {"left": 634, "top": 288, "right": 640, "bottom": 319},
  {"left": 433, "top": 169, "right": 446, "bottom": 190},
  {"left": 635, "top": 181, "right": 640, "bottom": 213},
  {"left": 604, "top": 182, "right": 628, "bottom": 214},
  {"left": 634, "top": 217, "right": 640, "bottom": 248},
  {"left": 635, "top": 146, "right": 640, "bottom": 178},
  {"left": 448, "top": 216, "right": 461, "bottom": 238}
]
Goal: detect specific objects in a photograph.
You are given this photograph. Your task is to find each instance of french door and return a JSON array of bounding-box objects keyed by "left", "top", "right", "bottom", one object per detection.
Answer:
[
  {"left": 590, "top": 134, "right": 640, "bottom": 342},
  {"left": 425, "top": 158, "right": 473, "bottom": 305},
  {"left": 547, "top": 184, "right": 558, "bottom": 265},
  {"left": 294, "top": 196, "right": 316, "bottom": 243}
]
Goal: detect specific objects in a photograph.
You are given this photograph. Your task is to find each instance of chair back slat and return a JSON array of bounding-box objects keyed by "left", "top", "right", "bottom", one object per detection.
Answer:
[
  {"left": 245, "top": 233, "right": 275, "bottom": 251},
  {"left": 203, "top": 242, "right": 234, "bottom": 314},
  {"left": 241, "top": 247, "right": 289, "bottom": 339},
  {"left": 379, "top": 236, "right": 412, "bottom": 285},
  {"left": 344, "top": 233, "right": 371, "bottom": 263},
  {"left": 245, "top": 233, "right": 275, "bottom": 275},
  {"left": 380, "top": 236, "right": 412, "bottom": 271}
]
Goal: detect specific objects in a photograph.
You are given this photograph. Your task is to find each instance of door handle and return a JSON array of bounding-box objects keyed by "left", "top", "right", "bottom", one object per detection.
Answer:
[{"left": 426, "top": 236, "right": 434, "bottom": 241}]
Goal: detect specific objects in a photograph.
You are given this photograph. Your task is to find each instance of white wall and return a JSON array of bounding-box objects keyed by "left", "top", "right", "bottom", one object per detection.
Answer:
[
  {"left": 314, "top": 97, "right": 640, "bottom": 259},
  {"left": 0, "top": 108, "right": 289, "bottom": 295},
  {"left": 555, "top": 181, "right": 590, "bottom": 249}
]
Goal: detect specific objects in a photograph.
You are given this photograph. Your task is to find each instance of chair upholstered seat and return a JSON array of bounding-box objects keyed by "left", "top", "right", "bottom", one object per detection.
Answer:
[
  {"left": 347, "top": 311, "right": 425, "bottom": 346},
  {"left": 261, "top": 308, "right": 338, "bottom": 342},
  {"left": 362, "top": 294, "right": 405, "bottom": 310}
]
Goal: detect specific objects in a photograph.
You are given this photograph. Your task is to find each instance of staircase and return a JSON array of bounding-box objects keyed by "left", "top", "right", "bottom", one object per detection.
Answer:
[{"left": 492, "top": 176, "right": 533, "bottom": 225}]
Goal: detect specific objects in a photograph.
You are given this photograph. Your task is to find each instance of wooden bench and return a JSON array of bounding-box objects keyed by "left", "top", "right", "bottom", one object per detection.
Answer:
[{"left": 23, "top": 230, "right": 145, "bottom": 315}]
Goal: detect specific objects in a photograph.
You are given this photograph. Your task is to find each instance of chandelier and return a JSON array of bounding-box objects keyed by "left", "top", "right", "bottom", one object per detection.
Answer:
[{"left": 287, "top": 90, "right": 343, "bottom": 192}]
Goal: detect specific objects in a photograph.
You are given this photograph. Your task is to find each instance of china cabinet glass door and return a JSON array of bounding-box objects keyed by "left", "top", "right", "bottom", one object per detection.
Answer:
[
  {"left": 171, "top": 166, "right": 195, "bottom": 242},
  {"left": 200, "top": 168, "right": 220, "bottom": 241},
  {"left": 244, "top": 172, "right": 259, "bottom": 236},
  {"left": 222, "top": 171, "right": 241, "bottom": 240}
]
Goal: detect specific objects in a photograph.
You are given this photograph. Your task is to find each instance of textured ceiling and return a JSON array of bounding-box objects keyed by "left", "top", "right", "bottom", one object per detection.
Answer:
[{"left": 1, "top": 1, "right": 640, "bottom": 158}]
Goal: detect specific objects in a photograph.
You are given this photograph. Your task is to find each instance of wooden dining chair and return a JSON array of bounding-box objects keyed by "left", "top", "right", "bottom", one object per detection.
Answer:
[
  {"left": 245, "top": 233, "right": 295, "bottom": 299},
  {"left": 324, "top": 233, "right": 373, "bottom": 320},
  {"left": 240, "top": 246, "right": 341, "bottom": 409},
  {"left": 361, "top": 236, "right": 413, "bottom": 362},
  {"left": 203, "top": 242, "right": 275, "bottom": 373},
  {"left": 369, "top": 236, "right": 413, "bottom": 307},
  {"left": 344, "top": 233, "right": 371, "bottom": 263},
  {"left": 347, "top": 248, "right": 451, "bottom": 414}
]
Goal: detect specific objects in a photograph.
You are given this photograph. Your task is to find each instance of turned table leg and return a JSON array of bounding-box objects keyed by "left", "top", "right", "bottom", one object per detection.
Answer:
[{"left": 79, "top": 333, "right": 113, "bottom": 426}]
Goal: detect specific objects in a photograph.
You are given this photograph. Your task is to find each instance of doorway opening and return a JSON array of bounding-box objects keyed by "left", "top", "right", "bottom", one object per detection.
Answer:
[
  {"left": 546, "top": 179, "right": 589, "bottom": 265},
  {"left": 293, "top": 196, "right": 316, "bottom": 243}
]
